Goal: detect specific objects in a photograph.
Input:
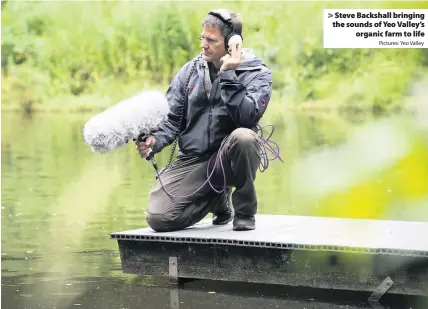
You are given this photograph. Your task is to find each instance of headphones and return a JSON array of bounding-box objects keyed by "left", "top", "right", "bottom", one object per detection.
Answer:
[{"left": 208, "top": 9, "right": 243, "bottom": 51}]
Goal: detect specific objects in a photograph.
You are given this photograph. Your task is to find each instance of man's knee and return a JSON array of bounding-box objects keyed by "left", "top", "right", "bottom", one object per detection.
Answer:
[
  {"left": 230, "top": 128, "right": 257, "bottom": 148},
  {"left": 146, "top": 213, "right": 171, "bottom": 232}
]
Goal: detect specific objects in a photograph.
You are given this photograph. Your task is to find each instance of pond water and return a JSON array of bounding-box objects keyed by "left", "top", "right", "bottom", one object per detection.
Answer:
[{"left": 2, "top": 111, "right": 427, "bottom": 309}]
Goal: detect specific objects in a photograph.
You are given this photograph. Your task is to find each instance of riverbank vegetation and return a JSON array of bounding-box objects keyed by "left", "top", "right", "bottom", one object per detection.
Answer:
[{"left": 2, "top": 1, "right": 427, "bottom": 114}]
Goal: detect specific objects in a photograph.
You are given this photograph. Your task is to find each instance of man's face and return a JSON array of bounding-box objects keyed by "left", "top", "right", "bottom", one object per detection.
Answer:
[{"left": 200, "top": 24, "right": 227, "bottom": 63}]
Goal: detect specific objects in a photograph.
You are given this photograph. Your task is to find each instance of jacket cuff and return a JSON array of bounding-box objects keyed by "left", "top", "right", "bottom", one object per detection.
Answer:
[
  {"left": 151, "top": 142, "right": 162, "bottom": 154},
  {"left": 218, "top": 70, "right": 237, "bottom": 82},
  {"left": 150, "top": 132, "right": 165, "bottom": 154}
]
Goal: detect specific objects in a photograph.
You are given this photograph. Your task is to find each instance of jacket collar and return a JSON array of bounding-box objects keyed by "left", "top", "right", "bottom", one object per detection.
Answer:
[{"left": 198, "top": 49, "right": 264, "bottom": 71}]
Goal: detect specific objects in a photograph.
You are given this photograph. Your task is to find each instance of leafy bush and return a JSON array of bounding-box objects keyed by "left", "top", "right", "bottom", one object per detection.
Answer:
[{"left": 1, "top": 1, "right": 427, "bottom": 110}]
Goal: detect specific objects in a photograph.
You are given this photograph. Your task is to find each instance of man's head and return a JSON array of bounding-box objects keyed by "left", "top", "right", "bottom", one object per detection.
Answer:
[{"left": 200, "top": 9, "right": 243, "bottom": 64}]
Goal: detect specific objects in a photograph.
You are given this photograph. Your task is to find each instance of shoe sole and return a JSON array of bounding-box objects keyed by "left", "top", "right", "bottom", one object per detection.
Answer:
[
  {"left": 233, "top": 225, "right": 255, "bottom": 231},
  {"left": 213, "top": 215, "right": 233, "bottom": 225}
]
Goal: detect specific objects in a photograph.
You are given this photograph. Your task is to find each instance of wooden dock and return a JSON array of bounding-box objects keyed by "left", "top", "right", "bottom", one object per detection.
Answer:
[{"left": 110, "top": 215, "right": 428, "bottom": 301}]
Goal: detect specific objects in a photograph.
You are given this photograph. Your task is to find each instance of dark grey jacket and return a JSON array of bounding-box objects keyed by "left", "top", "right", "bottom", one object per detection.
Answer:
[{"left": 151, "top": 49, "right": 273, "bottom": 157}]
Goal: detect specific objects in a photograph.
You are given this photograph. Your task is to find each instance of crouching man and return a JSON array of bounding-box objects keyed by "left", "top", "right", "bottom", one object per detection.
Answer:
[{"left": 136, "top": 9, "right": 273, "bottom": 232}]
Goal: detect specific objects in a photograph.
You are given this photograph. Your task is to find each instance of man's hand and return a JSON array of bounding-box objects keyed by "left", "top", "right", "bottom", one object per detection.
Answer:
[
  {"left": 135, "top": 135, "right": 156, "bottom": 159},
  {"left": 219, "top": 42, "right": 241, "bottom": 72}
]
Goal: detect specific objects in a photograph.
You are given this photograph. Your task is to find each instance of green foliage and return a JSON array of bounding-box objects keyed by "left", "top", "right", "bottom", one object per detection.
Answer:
[{"left": 1, "top": 1, "right": 427, "bottom": 110}]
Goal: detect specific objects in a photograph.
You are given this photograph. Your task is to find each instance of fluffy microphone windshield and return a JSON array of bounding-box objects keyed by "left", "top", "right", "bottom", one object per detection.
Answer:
[{"left": 83, "top": 90, "right": 169, "bottom": 154}]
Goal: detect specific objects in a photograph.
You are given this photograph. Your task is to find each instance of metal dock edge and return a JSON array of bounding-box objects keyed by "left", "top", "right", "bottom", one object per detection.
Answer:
[{"left": 110, "top": 214, "right": 428, "bottom": 299}]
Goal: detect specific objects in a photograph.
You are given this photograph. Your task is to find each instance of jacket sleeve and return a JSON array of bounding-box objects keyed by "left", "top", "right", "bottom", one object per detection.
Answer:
[
  {"left": 150, "top": 61, "right": 192, "bottom": 153},
  {"left": 218, "top": 68, "right": 273, "bottom": 128}
]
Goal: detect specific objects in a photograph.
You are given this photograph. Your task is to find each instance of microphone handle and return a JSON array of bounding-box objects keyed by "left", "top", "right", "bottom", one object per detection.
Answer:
[{"left": 137, "top": 134, "right": 159, "bottom": 171}]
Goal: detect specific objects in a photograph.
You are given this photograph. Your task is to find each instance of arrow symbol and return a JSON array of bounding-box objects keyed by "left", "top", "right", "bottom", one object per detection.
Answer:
[{"left": 328, "top": 13, "right": 333, "bottom": 18}]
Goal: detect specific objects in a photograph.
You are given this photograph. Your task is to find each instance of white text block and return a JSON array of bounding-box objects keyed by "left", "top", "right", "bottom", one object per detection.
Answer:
[{"left": 324, "top": 9, "right": 427, "bottom": 48}]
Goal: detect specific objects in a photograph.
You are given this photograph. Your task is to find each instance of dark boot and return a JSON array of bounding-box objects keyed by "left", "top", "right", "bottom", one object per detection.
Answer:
[
  {"left": 213, "top": 189, "right": 233, "bottom": 225},
  {"left": 213, "top": 207, "right": 233, "bottom": 225},
  {"left": 233, "top": 215, "right": 255, "bottom": 231}
]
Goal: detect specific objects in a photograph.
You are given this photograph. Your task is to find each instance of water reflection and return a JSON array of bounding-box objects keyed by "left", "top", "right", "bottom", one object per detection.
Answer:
[
  {"left": 2, "top": 111, "right": 427, "bottom": 309},
  {"left": 2, "top": 274, "right": 427, "bottom": 309}
]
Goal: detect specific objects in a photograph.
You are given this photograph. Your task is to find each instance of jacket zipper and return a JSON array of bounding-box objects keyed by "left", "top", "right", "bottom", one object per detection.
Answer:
[
  {"left": 207, "top": 77, "right": 218, "bottom": 151},
  {"left": 207, "top": 108, "right": 212, "bottom": 150}
]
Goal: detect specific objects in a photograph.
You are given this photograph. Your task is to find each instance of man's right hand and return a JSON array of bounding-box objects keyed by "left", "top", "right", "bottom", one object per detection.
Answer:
[{"left": 135, "top": 135, "right": 156, "bottom": 159}]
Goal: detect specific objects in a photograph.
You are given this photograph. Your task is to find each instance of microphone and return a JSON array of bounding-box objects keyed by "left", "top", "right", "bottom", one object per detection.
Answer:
[
  {"left": 137, "top": 134, "right": 159, "bottom": 172},
  {"left": 82, "top": 90, "right": 169, "bottom": 170}
]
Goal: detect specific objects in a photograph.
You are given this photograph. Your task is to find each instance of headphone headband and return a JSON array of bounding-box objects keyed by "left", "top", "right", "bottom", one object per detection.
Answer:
[
  {"left": 208, "top": 9, "right": 243, "bottom": 50},
  {"left": 209, "top": 10, "right": 233, "bottom": 28}
]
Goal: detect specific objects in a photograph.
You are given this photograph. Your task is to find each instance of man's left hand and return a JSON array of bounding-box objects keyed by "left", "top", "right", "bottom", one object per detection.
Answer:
[{"left": 219, "top": 43, "right": 241, "bottom": 72}]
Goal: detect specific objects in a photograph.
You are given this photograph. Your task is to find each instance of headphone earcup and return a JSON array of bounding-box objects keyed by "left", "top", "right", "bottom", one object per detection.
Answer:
[
  {"left": 227, "top": 34, "right": 243, "bottom": 47},
  {"left": 225, "top": 34, "right": 232, "bottom": 51}
]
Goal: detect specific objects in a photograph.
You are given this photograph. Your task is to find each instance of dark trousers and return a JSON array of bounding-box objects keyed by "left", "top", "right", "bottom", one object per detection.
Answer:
[{"left": 146, "top": 128, "right": 261, "bottom": 232}]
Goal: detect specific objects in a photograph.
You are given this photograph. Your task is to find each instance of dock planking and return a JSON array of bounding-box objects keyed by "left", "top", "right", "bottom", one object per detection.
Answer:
[{"left": 110, "top": 215, "right": 428, "bottom": 299}]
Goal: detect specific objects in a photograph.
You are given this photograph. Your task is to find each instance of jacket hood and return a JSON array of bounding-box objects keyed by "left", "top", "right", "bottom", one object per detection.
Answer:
[{"left": 237, "top": 48, "right": 265, "bottom": 70}]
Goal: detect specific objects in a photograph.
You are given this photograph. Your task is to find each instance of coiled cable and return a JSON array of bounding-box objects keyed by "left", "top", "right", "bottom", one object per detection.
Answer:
[{"left": 155, "top": 124, "right": 283, "bottom": 200}]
